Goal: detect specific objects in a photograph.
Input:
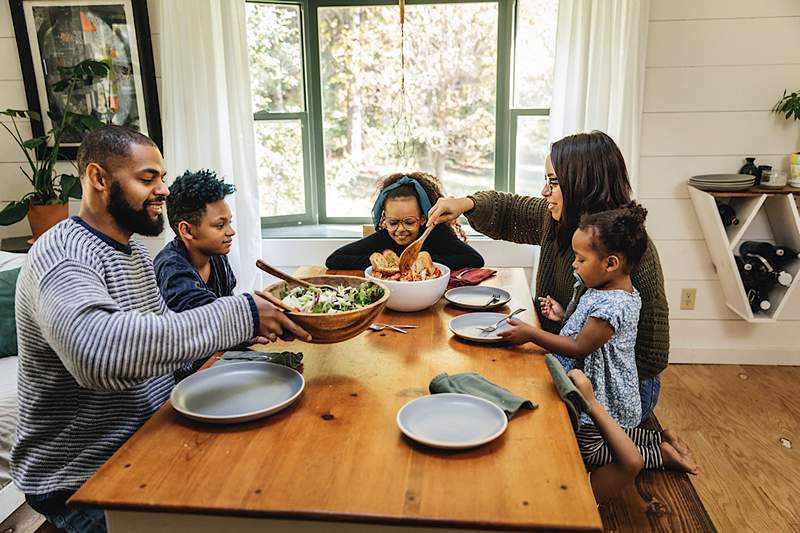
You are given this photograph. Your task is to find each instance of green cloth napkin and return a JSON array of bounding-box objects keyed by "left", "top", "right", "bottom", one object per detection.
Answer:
[
  {"left": 429, "top": 372, "right": 537, "bottom": 419},
  {"left": 0, "top": 268, "right": 21, "bottom": 357},
  {"left": 218, "top": 350, "right": 304, "bottom": 369},
  {"left": 545, "top": 354, "right": 590, "bottom": 432}
]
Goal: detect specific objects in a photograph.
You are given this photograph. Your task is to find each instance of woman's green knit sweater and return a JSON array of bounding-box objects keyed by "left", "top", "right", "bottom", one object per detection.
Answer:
[{"left": 466, "top": 191, "right": 670, "bottom": 379}]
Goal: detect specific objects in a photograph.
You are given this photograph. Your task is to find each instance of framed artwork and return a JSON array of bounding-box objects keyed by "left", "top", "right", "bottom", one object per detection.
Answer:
[{"left": 9, "top": 0, "right": 162, "bottom": 159}]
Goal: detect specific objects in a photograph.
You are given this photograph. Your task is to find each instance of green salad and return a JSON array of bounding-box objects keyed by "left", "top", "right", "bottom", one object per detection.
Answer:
[{"left": 280, "top": 282, "right": 384, "bottom": 314}]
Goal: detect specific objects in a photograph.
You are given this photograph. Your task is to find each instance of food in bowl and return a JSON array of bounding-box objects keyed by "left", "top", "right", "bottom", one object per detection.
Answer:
[
  {"left": 369, "top": 250, "right": 442, "bottom": 281},
  {"left": 280, "top": 282, "right": 385, "bottom": 314},
  {"left": 365, "top": 262, "right": 450, "bottom": 312}
]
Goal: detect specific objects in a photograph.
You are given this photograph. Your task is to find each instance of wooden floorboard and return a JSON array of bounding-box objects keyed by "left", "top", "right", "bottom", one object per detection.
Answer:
[{"left": 656, "top": 364, "right": 800, "bottom": 533}]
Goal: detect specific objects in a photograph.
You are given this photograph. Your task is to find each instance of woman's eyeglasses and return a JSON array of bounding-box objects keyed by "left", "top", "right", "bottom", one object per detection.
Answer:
[
  {"left": 384, "top": 217, "right": 421, "bottom": 230},
  {"left": 543, "top": 174, "right": 559, "bottom": 193}
]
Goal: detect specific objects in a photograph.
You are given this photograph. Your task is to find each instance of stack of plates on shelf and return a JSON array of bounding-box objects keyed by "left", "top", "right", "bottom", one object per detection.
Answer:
[{"left": 689, "top": 174, "right": 755, "bottom": 191}]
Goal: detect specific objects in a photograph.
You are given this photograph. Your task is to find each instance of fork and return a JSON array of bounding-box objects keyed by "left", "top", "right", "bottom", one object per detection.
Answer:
[
  {"left": 485, "top": 293, "right": 502, "bottom": 306},
  {"left": 478, "top": 308, "right": 526, "bottom": 333},
  {"left": 455, "top": 268, "right": 475, "bottom": 280},
  {"left": 369, "top": 324, "right": 409, "bottom": 334}
]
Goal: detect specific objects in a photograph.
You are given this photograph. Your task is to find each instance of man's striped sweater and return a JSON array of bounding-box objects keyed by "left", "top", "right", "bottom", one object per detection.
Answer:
[{"left": 11, "top": 217, "right": 258, "bottom": 496}]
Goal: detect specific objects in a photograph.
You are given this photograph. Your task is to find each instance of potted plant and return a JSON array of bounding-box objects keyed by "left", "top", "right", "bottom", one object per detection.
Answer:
[
  {"left": 772, "top": 89, "right": 800, "bottom": 187},
  {"left": 0, "top": 59, "right": 109, "bottom": 241}
]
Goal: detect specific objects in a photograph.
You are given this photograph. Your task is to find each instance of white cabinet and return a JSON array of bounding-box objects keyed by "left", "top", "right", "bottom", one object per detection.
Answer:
[{"left": 688, "top": 186, "right": 800, "bottom": 322}]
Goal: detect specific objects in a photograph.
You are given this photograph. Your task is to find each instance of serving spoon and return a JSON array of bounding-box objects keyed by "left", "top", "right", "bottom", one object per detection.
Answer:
[
  {"left": 256, "top": 259, "right": 337, "bottom": 291},
  {"left": 397, "top": 224, "right": 435, "bottom": 273}
]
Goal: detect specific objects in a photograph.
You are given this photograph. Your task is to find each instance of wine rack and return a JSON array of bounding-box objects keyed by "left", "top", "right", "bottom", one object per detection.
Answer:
[{"left": 688, "top": 186, "right": 800, "bottom": 322}]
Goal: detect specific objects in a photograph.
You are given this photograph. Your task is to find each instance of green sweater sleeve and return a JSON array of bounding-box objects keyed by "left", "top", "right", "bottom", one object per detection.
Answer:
[
  {"left": 631, "top": 239, "right": 671, "bottom": 379},
  {"left": 465, "top": 191, "right": 549, "bottom": 246}
]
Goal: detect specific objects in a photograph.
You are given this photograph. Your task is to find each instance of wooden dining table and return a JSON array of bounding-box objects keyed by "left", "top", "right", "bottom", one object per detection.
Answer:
[{"left": 71, "top": 267, "right": 602, "bottom": 532}]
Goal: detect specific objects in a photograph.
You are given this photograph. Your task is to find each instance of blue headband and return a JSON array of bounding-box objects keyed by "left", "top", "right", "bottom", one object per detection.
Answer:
[{"left": 371, "top": 176, "right": 434, "bottom": 226}]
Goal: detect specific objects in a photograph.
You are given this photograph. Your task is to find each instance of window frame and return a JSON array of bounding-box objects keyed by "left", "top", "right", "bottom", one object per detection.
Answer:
[{"left": 248, "top": 0, "right": 552, "bottom": 227}]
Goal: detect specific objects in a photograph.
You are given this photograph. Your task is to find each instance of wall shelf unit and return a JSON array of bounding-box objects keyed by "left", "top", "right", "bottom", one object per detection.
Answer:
[{"left": 688, "top": 185, "right": 800, "bottom": 322}]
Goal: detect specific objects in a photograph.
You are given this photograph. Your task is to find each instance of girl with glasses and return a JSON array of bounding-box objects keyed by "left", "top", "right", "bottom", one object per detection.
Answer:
[{"left": 325, "top": 172, "right": 483, "bottom": 270}]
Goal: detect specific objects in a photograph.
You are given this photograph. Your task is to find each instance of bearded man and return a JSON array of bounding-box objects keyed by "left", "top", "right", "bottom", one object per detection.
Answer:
[{"left": 11, "top": 125, "right": 309, "bottom": 532}]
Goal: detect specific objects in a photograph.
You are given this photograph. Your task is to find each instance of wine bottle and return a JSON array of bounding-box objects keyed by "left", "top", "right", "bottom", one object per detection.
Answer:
[
  {"left": 739, "top": 254, "right": 792, "bottom": 287},
  {"left": 740, "top": 241, "right": 799, "bottom": 269},
  {"left": 717, "top": 204, "right": 739, "bottom": 227},
  {"left": 774, "top": 245, "right": 800, "bottom": 262},
  {"left": 740, "top": 241, "right": 776, "bottom": 258},
  {"left": 746, "top": 288, "right": 771, "bottom": 313}
]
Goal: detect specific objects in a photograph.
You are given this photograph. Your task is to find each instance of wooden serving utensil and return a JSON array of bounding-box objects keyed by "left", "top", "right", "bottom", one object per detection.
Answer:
[
  {"left": 254, "top": 289, "right": 299, "bottom": 312},
  {"left": 397, "top": 224, "right": 435, "bottom": 273},
  {"left": 256, "top": 259, "right": 337, "bottom": 291}
]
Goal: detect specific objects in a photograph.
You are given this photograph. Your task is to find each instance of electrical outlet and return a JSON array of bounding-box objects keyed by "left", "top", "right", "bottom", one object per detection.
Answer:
[{"left": 680, "top": 288, "right": 697, "bottom": 310}]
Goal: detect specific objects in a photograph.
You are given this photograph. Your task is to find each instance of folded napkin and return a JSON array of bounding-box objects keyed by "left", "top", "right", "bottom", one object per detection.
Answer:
[
  {"left": 448, "top": 268, "right": 497, "bottom": 288},
  {"left": 217, "top": 350, "right": 304, "bottom": 369},
  {"left": 429, "top": 372, "right": 537, "bottom": 419},
  {"left": 544, "top": 354, "right": 590, "bottom": 432}
]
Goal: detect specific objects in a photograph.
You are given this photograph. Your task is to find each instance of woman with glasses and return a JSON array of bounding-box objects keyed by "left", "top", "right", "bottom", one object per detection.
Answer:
[
  {"left": 427, "top": 131, "right": 669, "bottom": 420},
  {"left": 325, "top": 172, "right": 484, "bottom": 271}
]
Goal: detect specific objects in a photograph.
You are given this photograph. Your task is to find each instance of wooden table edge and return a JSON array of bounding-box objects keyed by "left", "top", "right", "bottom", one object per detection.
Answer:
[{"left": 71, "top": 499, "right": 600, "bottom": 532}]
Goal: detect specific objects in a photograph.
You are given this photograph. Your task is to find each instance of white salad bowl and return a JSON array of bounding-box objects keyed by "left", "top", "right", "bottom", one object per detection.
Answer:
[{"left": 364, "top": 263, "right": 450, "bottom": 312}]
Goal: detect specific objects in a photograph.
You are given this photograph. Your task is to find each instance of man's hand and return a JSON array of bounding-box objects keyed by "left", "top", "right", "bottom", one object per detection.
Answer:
[
  {"left": 252, "top": 294, "right": 312, "bottom": 342},
  {"left": 496, "top": 318, "right": 536, "bottom": 345},
  {"left": 538, "top": 295, "right": 565, "bottom": 322}
]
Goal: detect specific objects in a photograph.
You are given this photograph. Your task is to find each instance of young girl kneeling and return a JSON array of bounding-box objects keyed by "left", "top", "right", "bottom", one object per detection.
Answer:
[{"left": 499, "top": 202, "right": 697, "bottom": 488}]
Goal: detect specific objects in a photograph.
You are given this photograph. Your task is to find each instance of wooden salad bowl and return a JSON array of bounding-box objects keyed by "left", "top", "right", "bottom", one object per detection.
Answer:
[{"left": 262, "top": 275, "right": 390, "bottom": 343}]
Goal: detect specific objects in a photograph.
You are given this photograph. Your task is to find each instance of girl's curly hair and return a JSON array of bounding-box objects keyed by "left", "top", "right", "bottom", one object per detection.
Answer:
[
  {"left": 375, "top": 171, "right": 467, "bottom": 240},
  {"left": 578, "top": 201, "right": 648, "bottom": 272}
]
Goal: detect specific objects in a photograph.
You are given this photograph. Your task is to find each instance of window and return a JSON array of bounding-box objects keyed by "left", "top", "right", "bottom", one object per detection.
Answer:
[{"left": 246, "top": 0, "right": 557, "bottom": 226}]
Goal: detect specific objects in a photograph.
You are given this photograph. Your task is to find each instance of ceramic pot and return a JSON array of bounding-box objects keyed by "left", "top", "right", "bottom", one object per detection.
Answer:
[{"left": 27, "top": 202, "right": 68, "bottom": 242}]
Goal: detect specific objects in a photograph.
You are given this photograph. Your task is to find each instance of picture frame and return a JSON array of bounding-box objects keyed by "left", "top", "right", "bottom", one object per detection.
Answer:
[{"left": 8, "top": 0, "right": 162, "bottom": 159}]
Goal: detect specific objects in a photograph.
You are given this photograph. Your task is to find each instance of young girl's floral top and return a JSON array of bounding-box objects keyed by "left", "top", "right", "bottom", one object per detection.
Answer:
[{"left": 555, "top": 287, "right": 643, "bottom": 428}]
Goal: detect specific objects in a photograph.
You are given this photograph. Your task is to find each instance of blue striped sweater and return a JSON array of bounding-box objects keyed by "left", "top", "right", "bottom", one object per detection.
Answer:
[{"left": 11, "top": 217, "right": 258, "bottom": 495}]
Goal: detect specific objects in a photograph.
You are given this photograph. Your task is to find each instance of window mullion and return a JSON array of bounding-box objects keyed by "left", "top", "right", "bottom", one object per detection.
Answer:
[{"left": 494, "top": 0, "right": 513, "bottom": 193}]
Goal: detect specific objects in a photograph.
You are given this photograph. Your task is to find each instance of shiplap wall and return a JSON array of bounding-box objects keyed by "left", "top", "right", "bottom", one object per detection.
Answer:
[
  {"left": 0, "top": 0, "right": 161, "bottom": 241},
  {"left": 640, "top": 0, "right": 800, "bottom": 364}
]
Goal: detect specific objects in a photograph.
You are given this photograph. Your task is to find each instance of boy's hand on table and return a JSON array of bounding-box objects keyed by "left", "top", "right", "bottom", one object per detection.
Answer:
[
  {"left": 538, "top": 295, "right": 564, "bottom": 322},
  {"left": 497, "top": 318, "right": 536, "bottom": 345},
  {"left": 252, "top": 295, "right": 312, "bottom": 342}
]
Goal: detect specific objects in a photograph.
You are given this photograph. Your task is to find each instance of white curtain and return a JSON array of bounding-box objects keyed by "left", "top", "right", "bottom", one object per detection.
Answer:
[
  {"left": 549, "top": 0, "right": 650, "bottom": 192},
  {"left": 159, "top": 0, "right": 262, "bottom": 292}
]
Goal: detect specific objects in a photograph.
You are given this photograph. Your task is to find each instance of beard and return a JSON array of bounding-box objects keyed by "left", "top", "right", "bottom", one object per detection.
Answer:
[{"left": 108, "top": 180, "right": 165, "bottom": 236}]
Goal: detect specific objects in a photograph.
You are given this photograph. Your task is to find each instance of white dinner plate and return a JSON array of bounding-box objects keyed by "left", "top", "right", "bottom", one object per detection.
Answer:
[
  {"left": 170, "top": 362, "right": 304, "bottom": 424},
  {"left": 444, "top": 286, "right": 511, "bottom": 310},
  {"left": 396, "top": 393, "right": 508, "bottom": 449},
  {"left": 448, "top": 312, "right": 515, "bottom": 343}
]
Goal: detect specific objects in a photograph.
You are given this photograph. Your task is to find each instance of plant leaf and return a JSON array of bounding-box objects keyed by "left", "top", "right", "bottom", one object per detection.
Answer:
[
  {"left": 58, "top": 174, "right": 82, "bottom": 201},
  {"left": 0, "top": 200, "right": 30, "bottom": 226},
  {"left": 77, "top": 114, "right": 103, "bottom": 131},
  {"left": 51, "top": 79, "right": 71, "bottom": 93},
  {"left": 21, "top": 137, "right": 45, "bottom": 150}
]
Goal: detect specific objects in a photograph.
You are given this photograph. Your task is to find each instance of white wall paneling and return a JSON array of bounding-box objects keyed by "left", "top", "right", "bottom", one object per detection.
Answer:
[{"left": 641, "top": 1, "right": 800, "bottom": 364}]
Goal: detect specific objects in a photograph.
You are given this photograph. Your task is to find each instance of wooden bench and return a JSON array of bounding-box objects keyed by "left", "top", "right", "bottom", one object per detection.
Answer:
[{"left": 599, "top": 415, "right": 716, "bottom": 532}]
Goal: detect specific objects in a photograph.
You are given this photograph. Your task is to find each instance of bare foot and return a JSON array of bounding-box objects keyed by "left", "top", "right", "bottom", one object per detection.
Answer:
[
  {"left": 660, "top": 441, "right": 699, "bottom": 475},
  {"left": 662, "top": 428, "right": 696, "bottom": 464}
]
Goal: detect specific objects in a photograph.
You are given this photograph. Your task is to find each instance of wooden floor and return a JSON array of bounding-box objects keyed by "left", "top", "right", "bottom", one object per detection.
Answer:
[{"left": 656, "top": 364, "right": 800, "bottom": 533}]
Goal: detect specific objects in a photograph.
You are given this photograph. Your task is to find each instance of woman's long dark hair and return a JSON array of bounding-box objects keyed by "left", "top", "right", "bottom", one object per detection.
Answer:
[{"left": 549, "top": 131, "right": 632, "bottom": 248}]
